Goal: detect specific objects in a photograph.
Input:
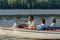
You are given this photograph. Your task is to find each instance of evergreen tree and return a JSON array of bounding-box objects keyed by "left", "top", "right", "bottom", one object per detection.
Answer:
[{"left": 0, "top": 0, "right": 60, "bottom": 9}]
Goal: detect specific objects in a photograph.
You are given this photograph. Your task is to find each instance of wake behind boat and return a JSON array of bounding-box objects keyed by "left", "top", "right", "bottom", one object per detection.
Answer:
[{"left": 0, "top": 27, "right": 60, "bottom": 39}]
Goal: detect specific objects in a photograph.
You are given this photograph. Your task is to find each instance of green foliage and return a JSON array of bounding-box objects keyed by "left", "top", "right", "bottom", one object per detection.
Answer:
[{"left": 0, "top": 0, "right": 60, "bottom": 9}]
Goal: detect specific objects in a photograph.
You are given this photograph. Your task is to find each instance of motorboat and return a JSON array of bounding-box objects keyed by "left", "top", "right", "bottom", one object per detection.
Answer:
[{"left": 0, "top": 26, "right": 60, "bottom": 39}]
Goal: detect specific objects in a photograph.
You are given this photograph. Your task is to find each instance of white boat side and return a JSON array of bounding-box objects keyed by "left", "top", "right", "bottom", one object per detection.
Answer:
[
  {"left": 0, "top": 27, "right": 60, "bottom": 39},
  {"left": 0, "top": 9, "right": 60, "bottom": 15}
]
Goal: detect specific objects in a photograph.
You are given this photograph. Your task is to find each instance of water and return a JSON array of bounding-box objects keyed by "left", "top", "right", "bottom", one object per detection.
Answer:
[
  {"left": 0, "top": 16, "right": 60, "bottom": 27},
  {"left": 0, "top": 9, "right": 60, "bottom": 15}
]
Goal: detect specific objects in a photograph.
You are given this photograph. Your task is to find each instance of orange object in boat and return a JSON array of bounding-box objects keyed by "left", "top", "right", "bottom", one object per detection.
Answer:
[{"left": 28, "top": 27, "right": 36, "bottom": 30}]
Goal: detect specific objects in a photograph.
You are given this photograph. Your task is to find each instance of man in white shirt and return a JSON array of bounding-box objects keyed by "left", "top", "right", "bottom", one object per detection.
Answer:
[
  {"left": 50, "top": 17, "right": 60, "bottom": 30},
  {"left": 50, "top": 17, "right": 58, "bottom": 27},
  {"left": 27, "top": 16, "right": 36, "bottom": 30}
]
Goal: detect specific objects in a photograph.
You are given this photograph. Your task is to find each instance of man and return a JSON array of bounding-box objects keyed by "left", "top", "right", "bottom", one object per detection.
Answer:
[
  {"left": 50, "top": 17, "right": 59, "bottom": 30},
  {"left": 27, "top": 16, "right": 36, "bottom": 30},
  {"left": 50, "top": 17, "right": 57, "bottom": 27},
  {"left": 36, "top": 18, "right": 48, "bottom": 30}
]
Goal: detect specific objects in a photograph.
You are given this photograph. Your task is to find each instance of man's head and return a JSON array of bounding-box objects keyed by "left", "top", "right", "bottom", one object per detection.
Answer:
[
  {"left": 28, "top": 16, "right": 34, "bottom": 21},
  {"left": 40, "top": 18, "right": 45, "bottom": 24},
  {"left": 51, "top": 17, "right": 56, "bottom": 23}
]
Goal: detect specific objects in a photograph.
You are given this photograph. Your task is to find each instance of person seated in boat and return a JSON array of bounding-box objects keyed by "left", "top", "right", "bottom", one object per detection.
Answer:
[
  {"left": 27, "top": 16, "right": 36, "bottom": 30},
  {"left": 50, "top": 17, "right": 59, "bottom": 30},
  {"left": 36, "top": 18, "right": 48, "bottom": 30},
  {"left": 50, "top": 17, "right": 57, "bottom": 27}
]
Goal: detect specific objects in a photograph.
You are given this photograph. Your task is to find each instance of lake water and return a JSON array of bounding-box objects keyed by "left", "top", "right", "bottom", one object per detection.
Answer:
[{"left": 0, "top": 16, "right": 60, "bottom": 27}]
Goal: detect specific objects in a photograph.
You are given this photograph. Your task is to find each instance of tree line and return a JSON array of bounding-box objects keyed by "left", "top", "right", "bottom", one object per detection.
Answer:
[{"left": 0, "top": 0, "right": 60, "bottom": 9}]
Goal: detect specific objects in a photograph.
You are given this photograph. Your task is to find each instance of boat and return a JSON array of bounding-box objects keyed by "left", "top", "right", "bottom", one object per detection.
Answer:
[{"left": 0, "top": 27, "right": 60, "bottom": 39}]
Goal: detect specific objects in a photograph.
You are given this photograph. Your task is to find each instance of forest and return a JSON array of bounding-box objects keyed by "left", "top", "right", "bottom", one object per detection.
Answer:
[{"left": 0, "top": 0, "right": 60, "bottom": 9}]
